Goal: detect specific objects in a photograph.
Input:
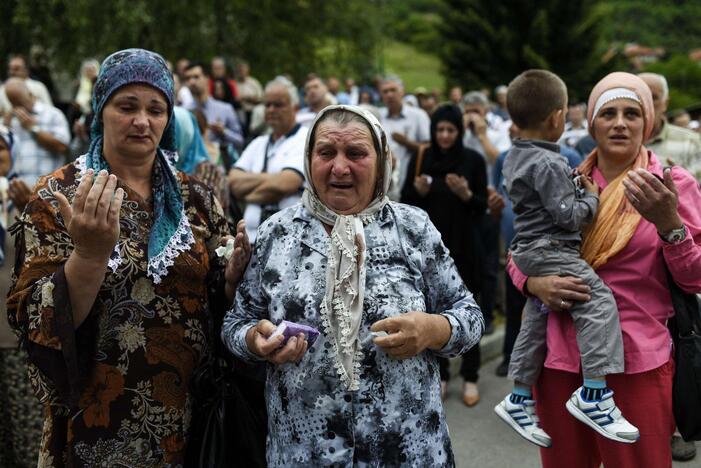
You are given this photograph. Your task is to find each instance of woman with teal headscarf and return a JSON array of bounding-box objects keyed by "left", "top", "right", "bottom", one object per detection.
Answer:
[
  {"left": 174, "top": 106, "right": 231, "bottom": 215},
  {"left": 7, "top": 49, "right": 250, "bottom": 467}
]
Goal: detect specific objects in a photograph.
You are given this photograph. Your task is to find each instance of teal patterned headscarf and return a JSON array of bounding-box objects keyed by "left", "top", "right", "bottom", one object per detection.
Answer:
[
  {"left": 87, "top": 48, "right": 193, "bottom": 283},
  {"left": 173, "top": 106, "right": 210, "bottom": 174}
]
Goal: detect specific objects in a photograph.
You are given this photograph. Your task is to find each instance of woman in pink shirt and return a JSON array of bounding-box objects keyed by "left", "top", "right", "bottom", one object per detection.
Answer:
[{"left": 509, "top": 72, "right": 701, "bottom": 467}]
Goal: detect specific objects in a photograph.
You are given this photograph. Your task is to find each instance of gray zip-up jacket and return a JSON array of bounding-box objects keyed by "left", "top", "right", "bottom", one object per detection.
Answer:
[{"left": 503, "top": 139, "right": 599, "bottom": 247}]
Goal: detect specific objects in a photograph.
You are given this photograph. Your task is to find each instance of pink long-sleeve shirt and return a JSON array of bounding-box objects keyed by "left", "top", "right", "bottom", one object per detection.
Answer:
[{"left": 508, "top": 152, "right": 701, "bottom": 375}]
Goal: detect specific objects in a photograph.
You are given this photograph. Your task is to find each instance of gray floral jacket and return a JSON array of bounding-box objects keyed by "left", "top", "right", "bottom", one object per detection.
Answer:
[{"left": 222, "top": 202, "right": 483, "bottom": 467}]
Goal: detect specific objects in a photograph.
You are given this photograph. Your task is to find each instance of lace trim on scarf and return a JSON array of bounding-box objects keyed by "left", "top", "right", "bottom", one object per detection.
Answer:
[
  {"left": 73, "top": 154, "right": 194, "bottom": 280},
  {"left": 318, "top": 215, "right": 375, "bottom": 391},
  {"left": 319, "top": 299, "right": 363, "bottom": 391},
  {"left": 147, "top": 208, "right": 194, "bottom": 284}
]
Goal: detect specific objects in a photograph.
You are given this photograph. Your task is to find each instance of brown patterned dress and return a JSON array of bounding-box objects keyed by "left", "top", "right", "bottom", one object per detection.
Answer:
[{"left": 7, "top": 156, "right": 231, "bottom": 467}]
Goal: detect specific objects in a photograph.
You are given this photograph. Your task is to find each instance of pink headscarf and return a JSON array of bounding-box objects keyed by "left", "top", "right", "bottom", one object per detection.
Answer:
[
  {"left": 586, "top": 71, "right": 655, "bottom": 141},
  {"left": 579, "top": 72, "right": 654, "bottom": 269}
]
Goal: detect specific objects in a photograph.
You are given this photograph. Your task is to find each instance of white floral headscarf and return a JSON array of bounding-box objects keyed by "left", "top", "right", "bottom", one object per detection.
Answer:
[{"left": 301, "top": 105, "right": 393, "bottom": 390}]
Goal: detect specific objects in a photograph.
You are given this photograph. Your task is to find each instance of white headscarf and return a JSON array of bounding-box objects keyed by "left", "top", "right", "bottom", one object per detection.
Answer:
[{"left": 301, "top": 105, "right": 393, "bottom": 390}]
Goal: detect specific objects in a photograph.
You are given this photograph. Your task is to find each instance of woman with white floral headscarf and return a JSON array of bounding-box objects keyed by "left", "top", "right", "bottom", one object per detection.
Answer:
[{"left": 223, "top": 104, "right": 483, "bottom": 467}]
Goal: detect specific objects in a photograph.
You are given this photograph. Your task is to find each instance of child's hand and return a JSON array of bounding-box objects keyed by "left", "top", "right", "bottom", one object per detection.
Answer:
[{"left": 580, "top": 175, "right": 599, "bottom": 195}]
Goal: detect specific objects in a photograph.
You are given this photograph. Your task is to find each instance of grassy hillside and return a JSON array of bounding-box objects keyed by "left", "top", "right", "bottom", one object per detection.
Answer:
[{"left": 383, "top": 40, "right": 444, "bottom": 93}]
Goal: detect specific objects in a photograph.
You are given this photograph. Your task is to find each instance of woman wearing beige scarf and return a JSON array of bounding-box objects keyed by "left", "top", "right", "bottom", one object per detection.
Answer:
[{"left": 223, "top": 105, "right": 483, "bottom": 466}]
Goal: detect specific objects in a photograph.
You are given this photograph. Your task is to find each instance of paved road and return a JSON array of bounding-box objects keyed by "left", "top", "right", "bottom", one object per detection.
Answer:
[
  {"left": 445, "top": 357, "right": 542, "bottom": 467},
  {"left": 445, "top": 357, "right": 693, "bottom": 467}
]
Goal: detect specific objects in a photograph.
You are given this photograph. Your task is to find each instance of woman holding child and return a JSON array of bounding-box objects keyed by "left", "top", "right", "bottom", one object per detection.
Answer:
[{"left": 509, "top": 72, "right": 701, "bottom": 467}]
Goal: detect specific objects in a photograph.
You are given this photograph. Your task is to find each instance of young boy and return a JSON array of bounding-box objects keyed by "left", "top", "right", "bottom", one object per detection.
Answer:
[{"left": 494, "top": 70, "right": 639, "bottom": 448}]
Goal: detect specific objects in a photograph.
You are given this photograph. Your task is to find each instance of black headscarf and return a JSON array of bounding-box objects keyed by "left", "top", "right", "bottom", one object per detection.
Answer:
[
  {"left": 430, "top": 104, "right": 464, "bottom": 153},
  {"left": 424, "top": 104, "right": 465, "bottom": 173}
]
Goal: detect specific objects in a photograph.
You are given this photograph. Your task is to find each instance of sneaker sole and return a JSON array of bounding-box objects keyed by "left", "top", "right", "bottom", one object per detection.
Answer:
[
  {"left": 565, "top": 399, "right": 639, "bottom": 444},
  {"left": 494, "top": 404, "right": 552, "bottom": 448}
]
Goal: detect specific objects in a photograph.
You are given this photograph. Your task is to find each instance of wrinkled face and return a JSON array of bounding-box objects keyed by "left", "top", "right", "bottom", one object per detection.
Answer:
[
  {"left": 380, "top": 81, "right": 403, "bottom": 107},
  {"left": 8, "top": 58, "right": 28, "bottom": 79},
  {"left": 264, "top": 86, "right": 296, "bottom": 134},
  {"left": 184, "top": 66, "right": 208, "bottom": 96},
  {"left": 641, "top": 76, "right": 667, "bottom": 124},
  {"left": 101, "top": 84, "right": 169, "bottom": 160},
  {"left": 211, "top": 59, "right": 227, "bottom": 79},
  {"left": 311, "top": 120, "right": 379, "bottom": 215},
  {"left": 304, "top": 79, "right": 327, "bottom": 106},
  {"left": 435, "top": 121, "right": 459, "bottom": 151},
  {"left": 593, "top": 98, "right": 644, "bottom": 162}
]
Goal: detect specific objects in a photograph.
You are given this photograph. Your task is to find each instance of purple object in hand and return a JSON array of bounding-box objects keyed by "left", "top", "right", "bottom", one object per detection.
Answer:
[{"left": 267, "top": 320, "right": 320, "bottom": 347}]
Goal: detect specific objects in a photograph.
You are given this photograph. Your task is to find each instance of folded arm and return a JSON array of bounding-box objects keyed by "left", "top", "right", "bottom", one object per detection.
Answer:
[{"left": 244, "top": 169, "right": 304, "bottom": 205}]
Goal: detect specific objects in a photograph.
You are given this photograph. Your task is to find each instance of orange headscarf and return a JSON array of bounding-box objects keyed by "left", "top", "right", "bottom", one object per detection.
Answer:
[{"left": 578, "top": 72, "right": 655, "bottom": 269}]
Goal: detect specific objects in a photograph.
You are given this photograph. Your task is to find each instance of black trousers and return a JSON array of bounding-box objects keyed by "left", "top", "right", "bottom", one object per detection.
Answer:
[
  {"left": 478, "top": 216, "right": 500, "bottom": 325},
  {"left": 502, "top": 269, "right": 527, "bottom": 364},
  {"left": 436, "top": 246, "right": 485, "bottom": 384},
  {"left": 438, "top": 344, "right": 481, "bottom": 383}
]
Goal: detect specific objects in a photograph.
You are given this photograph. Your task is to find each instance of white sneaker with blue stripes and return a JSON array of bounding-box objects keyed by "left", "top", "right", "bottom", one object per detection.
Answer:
[
  {"left": 494, "top": 394, "right": 552, "bottom": 448},
  {"left": 565, "top": 387, "right": 639, "bottom": 444}
]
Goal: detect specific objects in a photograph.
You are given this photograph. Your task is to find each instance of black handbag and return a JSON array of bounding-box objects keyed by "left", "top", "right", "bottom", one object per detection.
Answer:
[
  {"left": 185, "top": 278, "right": 268, "bottom": 468},
  {"left": 185, "top": 353, "right": 268, "bottom": 467},
  {"left": 666, "top": 270, "right": 701, "bottom": 441}
]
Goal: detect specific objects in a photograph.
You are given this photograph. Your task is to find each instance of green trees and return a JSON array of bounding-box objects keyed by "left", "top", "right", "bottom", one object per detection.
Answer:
[
  {"left": 2, "top": 0, "right": 383, "bottom": 84},
  {"left": 598, "top": 1, "right": 701, "bottom": 56},
  {"left": 644, "top": 56, "right": 701, "bottom": 110},
  {"left": 438, "top": 0, "right": 611, "bottom": 100}
]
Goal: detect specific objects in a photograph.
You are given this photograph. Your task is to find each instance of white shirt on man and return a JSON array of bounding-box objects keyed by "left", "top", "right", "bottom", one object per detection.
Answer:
[
  {"left": 558, "top": 121, "right": 589, "bottom": 148},
  {"left": 233, "top": 124, "right": 308, "bottom": 240},
  {"left": 463, "top": 111, "right": 511, "bottom": 185},
  {"left": 10, "top": 100, "right": 69, "bottom": 187},
  {"left": 380, "top": 105, "right": 430, "bottom": 199}
]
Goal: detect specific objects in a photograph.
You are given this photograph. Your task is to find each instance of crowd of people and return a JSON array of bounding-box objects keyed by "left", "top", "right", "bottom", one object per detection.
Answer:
[{"left": 0, "top": 47, "right": 698, "bottom": 467}]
